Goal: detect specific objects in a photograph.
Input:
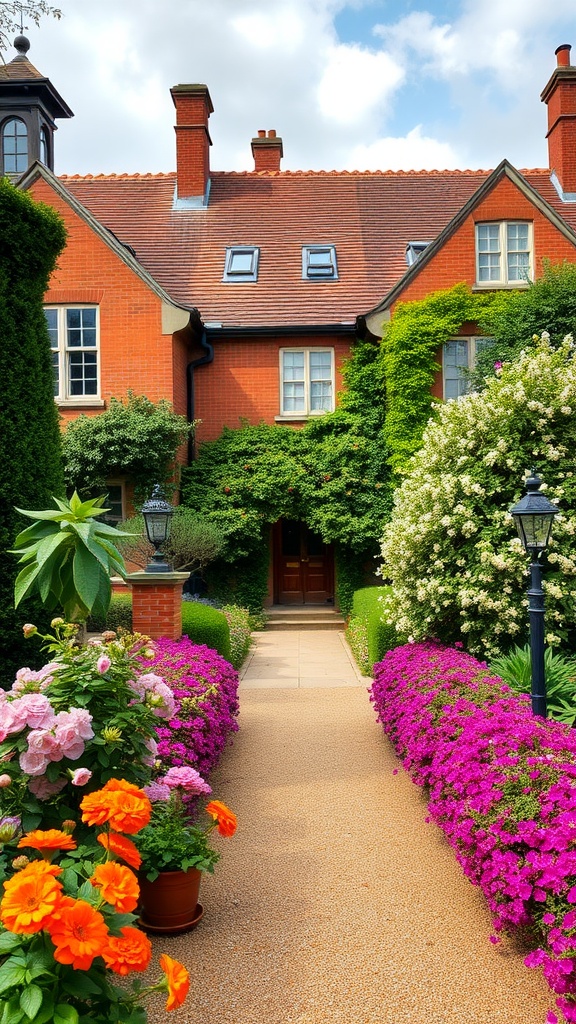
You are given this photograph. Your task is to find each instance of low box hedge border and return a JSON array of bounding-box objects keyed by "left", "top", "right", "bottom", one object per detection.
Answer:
[{"left": 370, "top": 641, "right": 576, "bottom": 1024}]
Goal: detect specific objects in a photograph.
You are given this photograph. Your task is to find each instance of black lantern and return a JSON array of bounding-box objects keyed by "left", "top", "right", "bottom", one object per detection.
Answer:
[
  {"left": 141, "top": 485, "right": 174, "bottom": 573},
  {"left": 509, "top": 470, "right": 559, "bottom": 717}
]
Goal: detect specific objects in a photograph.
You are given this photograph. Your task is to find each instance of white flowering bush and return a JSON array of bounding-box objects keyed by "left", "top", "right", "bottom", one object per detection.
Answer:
[{"left": 380, "top": 334, "right": 576, "bottom": 659}]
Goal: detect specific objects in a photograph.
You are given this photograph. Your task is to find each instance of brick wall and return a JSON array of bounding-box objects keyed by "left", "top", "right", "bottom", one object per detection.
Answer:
[{"left": 129, "top": 577, "right": 186, "bottom": 640}]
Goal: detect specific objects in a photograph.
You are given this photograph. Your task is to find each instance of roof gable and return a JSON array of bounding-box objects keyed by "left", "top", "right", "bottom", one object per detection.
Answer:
[
  {"left": 364, "top": 160, "right": 576, "bottom": 335},
  {"left": 18, "top": 161, "right": 191, "bottom": 329}
]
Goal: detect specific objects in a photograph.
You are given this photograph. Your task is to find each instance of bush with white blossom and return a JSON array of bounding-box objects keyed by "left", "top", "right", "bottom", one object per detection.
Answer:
[{"left": 380, "top": 333, "right": 576, "bottom": 659}]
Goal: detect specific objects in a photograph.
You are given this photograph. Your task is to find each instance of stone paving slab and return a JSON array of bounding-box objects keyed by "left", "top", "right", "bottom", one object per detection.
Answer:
[{"left": 240, "top": 629, "right": 365, "bottom": 689}]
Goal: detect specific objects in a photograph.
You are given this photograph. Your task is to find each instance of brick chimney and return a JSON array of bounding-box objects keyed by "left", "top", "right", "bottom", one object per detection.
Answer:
[
  {"left": 541, "top": 44, "right": 576, "bottom": 197},
  {"left": 251, "top": 129, "right": 283, "bottom": 172},
  {"left": 170, "top": 84, "right": 213, "bottom": 205}
]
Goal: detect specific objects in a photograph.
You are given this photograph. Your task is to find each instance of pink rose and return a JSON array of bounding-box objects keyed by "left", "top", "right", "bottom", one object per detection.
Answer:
[
  {"left": 70, "top": 768, "right": 92, "bottom": 786},
  {"left": 26, "top": 729, "right": 59, "bottom": 757},
  {"left": 19, "top": 749, "right": 50, "bottom": 776},
  {"left": 64, "top": 708, "right": 94, "bottom": 741},
  {"left": 0, "top": 704, "right": 20, "bottom": 742},
  {"left": 0, "top": 774, "right": 11, "bottom": 788},
  {"left": 28, "top": 776, "right": 68, "bottom": 800},
  {"left": 162, "top": 766, "right": 211, "bottom": 794},
  {"left": 12, "top": 694, "right": 54, "bottom": 730},
  {"left": 96, "top": 655, "right": 111, "bottom": 674}
]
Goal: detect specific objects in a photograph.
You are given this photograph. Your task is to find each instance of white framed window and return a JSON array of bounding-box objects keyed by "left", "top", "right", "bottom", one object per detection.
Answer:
[
  {"left": 223, "top": 246, "right": 259, "bottom": 282},
  {"left": 475, "top": 222, "right": 532, "bottom": 285},
  {"left": 302, "top": 246, "right": 337, "bottom": 279},
  {"left": 443, "top": 336, "right": 493, "bottom": 400},
  {"left": 280, "top": 348, "right": 335, "bottom": 416},
  {"left": 45, "top": 306, "right": 99, "bottom": 401},
  {"left": 2, "top": 117, "right": 28, "bottom": 175}
]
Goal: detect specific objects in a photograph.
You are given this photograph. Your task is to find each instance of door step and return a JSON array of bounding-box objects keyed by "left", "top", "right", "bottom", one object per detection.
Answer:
[{"left": 265, "top": 606, "right": 346, "bottom": 631}]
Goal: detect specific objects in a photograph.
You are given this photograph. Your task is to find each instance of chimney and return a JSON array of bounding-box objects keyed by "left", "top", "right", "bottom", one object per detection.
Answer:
[
  {"left": 251, "top": 129, "right": 283, "bottom": 172},
  {"left": 541, "top": 44, "right": 576, "bottom": 196},
  {"left": 170, "top": 84, "right": 213, "bottom": 205}
]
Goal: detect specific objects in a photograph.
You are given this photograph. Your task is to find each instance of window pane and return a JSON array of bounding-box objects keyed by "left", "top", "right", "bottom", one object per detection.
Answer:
[
  {"left": 309, "top": 351, "right": 331, "bottom": 379},
  {"left": 283, "top": 382, "right": 305, "bottom": 411},
  {"left": 283, "top": 351, "right": 305, "bottom": 381},
  {"left": 443, "top": 340, "right": 469, "bottom": 399},
  {"left": 229, "top": 252, "right": 253, "bottom": 273},
  {"left": 507, "top": 223, "right": 529, "bottom": 248},
  {"left": 310, "top": 381, "right": 332, "bottom": 410},
  {"left": 507, "top": 252, "right": 530, "bottom": 281},
  {"left": 3, "top": 119, "right": 28, "bottom": 174},
  {"left": 102, "top": 485, "right": 123, "bottom": 526},
  {"left": 68, "top": 352, "right": 97, "bottom": 396},
  {"left": 67, "top": 308, "right": 96, "bottom": 347}
]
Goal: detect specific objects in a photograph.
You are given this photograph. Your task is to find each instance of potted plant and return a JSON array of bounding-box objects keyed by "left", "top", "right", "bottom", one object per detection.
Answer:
[{"left": 135, "top": 766, "right": 236, "bottom": 934}]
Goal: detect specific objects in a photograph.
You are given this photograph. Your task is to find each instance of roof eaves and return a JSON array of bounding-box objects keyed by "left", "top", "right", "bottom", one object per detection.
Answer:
[
  {"left": 17, "top": 161, "right": 192, "bottom": 319},
  {"left": 363, "top": 160, "right": 576, "bottom": 336}
]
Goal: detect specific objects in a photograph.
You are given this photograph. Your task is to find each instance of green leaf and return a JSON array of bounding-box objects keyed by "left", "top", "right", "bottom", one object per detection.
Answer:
[
  {"left": 19, "top": 985, "right": 42, "bottom": 1020},
  {"left": 61, "top": 974, "right": 103, "bottom": 998},
  {"left": 53, "top": 1005, "right": 79, "bottom": 1024},
  {"left": 72, "top": 542, "right": 101, "bottom": 610},
  {"left": 0, "top": 962, "right": 27, "bottom": 995},
  {"left": 0, "top": 995, "right": 25, "bottom": 1024},
  {"left": 0, "top": 935, "right": 20, "bottom": 955},
  {"left": 13, "top": 562, "right": 42, "bottom": 608}
]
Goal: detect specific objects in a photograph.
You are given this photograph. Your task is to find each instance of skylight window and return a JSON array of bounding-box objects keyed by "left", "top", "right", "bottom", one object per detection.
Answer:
[
  {"left": 405, "top": 241, "right": 430, "bottom": 266},
  {"left": 223, "top": 247, "right": 260, "bottom": 282},
  {"left": 302, "top": 246, "right": 337, "bottom": 280}
]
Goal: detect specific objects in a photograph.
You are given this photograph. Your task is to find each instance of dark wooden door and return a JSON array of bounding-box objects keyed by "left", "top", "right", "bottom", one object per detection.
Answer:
[{"left": 274, "top": 520, "right": 334, "bottom": 605}]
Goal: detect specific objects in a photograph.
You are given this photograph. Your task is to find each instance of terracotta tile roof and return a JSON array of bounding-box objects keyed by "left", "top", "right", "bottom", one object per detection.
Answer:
[
  {"left": 59, "top": 166, "right": 576, "bottom": 329},
  {"left": 0, "top": 54, "right": 44, "bottom": 81}
]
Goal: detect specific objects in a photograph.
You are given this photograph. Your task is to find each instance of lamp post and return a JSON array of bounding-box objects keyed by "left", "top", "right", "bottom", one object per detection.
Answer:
[
  {"left": 141, "top": 485, "right": 174, "bottom": 573},
  {"left": 509, "top": 470, "right": 559, "bottom": 718}
]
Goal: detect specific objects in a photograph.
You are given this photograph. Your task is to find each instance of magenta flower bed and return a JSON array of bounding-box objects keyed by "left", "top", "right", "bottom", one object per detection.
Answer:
[
  {"left": 144, "top": 637, "right": 239, "bottom": 781},
  {"left": 370, "top": 641, "right": 576, "bottom": 1024}
]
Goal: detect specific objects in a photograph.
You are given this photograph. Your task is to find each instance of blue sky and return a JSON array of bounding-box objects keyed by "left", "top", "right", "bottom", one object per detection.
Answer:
[{"left": 5, "top": 0, "right": 576, "bottom": 176}]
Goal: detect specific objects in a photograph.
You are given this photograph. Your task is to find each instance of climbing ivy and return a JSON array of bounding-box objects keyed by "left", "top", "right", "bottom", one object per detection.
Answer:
[{"left": 181, "top": 341, "right": 391, "bottom": 613}]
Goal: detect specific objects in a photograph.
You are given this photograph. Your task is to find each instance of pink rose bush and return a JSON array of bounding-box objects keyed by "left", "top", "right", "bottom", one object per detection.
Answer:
[
  {"left": 0, "top": 623, "right": 176, "bottom": 830},
  {"left": 144, "top": 637, "right": 239, "bottom": 780},
  {"left": 370, "top": 641, "right": 576, "bottom": 1024}
]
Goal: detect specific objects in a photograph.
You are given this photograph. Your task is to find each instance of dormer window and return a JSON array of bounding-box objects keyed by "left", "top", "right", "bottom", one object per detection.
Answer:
[
  {"left": 302, "top": 246, "right": 337, "bottom": 279},
  {"left": 405, "top": 241, "right": 430, "bottom": 266},
  {"left": 2, "top": 117, "right": 28, "bottom": 175},
  {"left": 223, "top": 247, "right": 259, "bottom": 282}
]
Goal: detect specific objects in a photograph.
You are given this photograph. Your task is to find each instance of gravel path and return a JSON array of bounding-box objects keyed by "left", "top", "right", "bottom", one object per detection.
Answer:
[{"left": 147, "top": 682, "right": 553, "bottom": 1024}]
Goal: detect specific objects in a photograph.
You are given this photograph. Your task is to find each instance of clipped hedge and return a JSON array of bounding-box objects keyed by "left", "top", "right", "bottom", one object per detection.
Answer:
[
  {"left": 346, "top": 586, "right": 401, "bottom": 674},
  {"left": 181, "top": 601, "right": 231, "bottom": 662},
  {"left": 87, "top": 592, "right": 133, "bottom": 633},
  {"left": 370, "top": 641, "right": 576, "bottom": 1024},
  {"left": 145, "top": 636, "right": 239, "bottom": 780}
]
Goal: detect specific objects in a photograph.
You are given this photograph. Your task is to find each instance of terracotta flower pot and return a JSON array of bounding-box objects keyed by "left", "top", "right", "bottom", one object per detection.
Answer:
[{"left": 138, "top": 867, "right": 203, "bottom": 934}]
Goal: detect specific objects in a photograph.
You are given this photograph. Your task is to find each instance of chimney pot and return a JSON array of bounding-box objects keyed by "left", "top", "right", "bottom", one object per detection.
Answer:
[
  {"left": 257, "top": 129, "right": 266, "bottom": 137},
  {"left": 556, "top": 44, "right": 572, "bottom": 67},
  {"left": 267, "top": 129, "right": 276, "bottom": 138}
]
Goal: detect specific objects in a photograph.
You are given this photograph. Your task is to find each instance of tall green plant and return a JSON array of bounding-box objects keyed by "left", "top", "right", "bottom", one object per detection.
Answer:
[
  {"left": 11, "top": 492, "right": 132, "bottom": 622},
  {"left": 0, "top": 178, "right": 66, "bottom": 682}
]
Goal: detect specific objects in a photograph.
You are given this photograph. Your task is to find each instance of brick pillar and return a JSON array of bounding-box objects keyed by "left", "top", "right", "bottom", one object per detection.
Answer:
[{"left": 125, "top": 571, "right": 190, "bottom": 640}]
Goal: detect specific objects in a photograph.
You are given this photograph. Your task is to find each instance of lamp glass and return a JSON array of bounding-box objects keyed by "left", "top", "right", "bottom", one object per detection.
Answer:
[
  {"left": 514, "top": 513, "right": 556, "bottom": 552},
  {"left": 144, "top": 512, "right": 170, "bottom": 546}
]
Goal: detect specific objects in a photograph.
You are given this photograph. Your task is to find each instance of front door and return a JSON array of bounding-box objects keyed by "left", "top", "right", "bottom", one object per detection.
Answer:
[{"left": 274, "top": 520, "right": 334, "bottom": 605}]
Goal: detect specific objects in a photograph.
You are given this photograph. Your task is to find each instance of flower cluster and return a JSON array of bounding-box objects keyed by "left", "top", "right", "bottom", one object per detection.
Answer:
[
  {"left": 370, "top": 642, "right": 576, "bottom": 1024},
  {"left": 145, "top": 637, "right": 239, "bottom": 778},
  {"left": 0, "top": 779, "right": 190, "bottom": 1023},
  {"left": 0, "top": 624, "right": 173, "bottom": 833},
  {"left": 137, "top": 764, "right": 237, "bottom": 880},
  {"left": 379, "top": 334, "right": 576, "bottom": 659}
]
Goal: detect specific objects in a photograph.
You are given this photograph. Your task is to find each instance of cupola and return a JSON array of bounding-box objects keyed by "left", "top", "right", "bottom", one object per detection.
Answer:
[{"left": 0, "top": 34, "right": 73, "bottom": 179}]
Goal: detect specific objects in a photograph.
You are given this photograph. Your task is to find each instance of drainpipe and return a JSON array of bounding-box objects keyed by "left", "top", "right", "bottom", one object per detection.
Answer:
[{"left": 186, "top": 313, "right": 213, "bottom": 462}]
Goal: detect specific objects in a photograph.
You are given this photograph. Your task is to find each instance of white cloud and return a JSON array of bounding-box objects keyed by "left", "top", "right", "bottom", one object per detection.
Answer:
[
  {"left": 317, "top": 43, "right": 404, "bottom": 123},
  {"left": 345, "top": 125, "right": 460, "bottom": 171}
]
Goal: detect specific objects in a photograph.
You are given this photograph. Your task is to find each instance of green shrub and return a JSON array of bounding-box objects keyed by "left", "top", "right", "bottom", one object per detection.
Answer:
[
  {"left": 221, "top": 604, "right": 253, "bottom": 669},
  {"left": 346, "top": 586, "right": 402, "bottom": 673},
  {"left": 488, "top": 643, "right": 576, "bottom": 726},
  {"left": 181, "top": 601, "right": 231, "bottom": 661},
  {"left": 87, "top": 592, "right": 133, "bottom": 634}
]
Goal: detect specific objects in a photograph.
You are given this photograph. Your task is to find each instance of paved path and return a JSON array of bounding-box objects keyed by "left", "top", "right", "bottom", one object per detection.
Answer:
[{"left": 149, "top": 630, "right": 553, "bottom": 1024}]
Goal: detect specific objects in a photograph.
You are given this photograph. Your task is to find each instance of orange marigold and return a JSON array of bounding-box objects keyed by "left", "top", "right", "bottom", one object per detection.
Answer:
[
  {"left": 97, "top": 831, "right": 141, "bottom": 870},
  {"left": 18, "top": 829, "right": 77, "bottom": 859},
  {"left": 81, "top": 783, "right": 151, "bottom": 834},
  {"left": 0, "top": 860, "right": 63, "bottom": 934},
  {"left": 205, "top": 800, "right": 237, "bottom": 837},
  {"left": 102, "top": 925, "right": 152, "bottom": 975},
  {"left": 48, "top": 898, "right": 110, "bottom": 970},
  {"left": 90, "top": 861, "right": 139, "bottom": 913},
  {"left": 159, "top": 953, "right": 190, "bottom": 1011}
]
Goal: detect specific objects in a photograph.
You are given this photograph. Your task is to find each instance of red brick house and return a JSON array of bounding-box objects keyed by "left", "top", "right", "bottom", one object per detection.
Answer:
[{"left": 3, "top": 38, "right": 576, "bottom": 602}]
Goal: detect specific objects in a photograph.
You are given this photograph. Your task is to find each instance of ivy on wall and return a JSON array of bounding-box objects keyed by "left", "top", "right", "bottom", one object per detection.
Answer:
[{"left": 181, "top": 341, "right": 391, "bottom": 613}]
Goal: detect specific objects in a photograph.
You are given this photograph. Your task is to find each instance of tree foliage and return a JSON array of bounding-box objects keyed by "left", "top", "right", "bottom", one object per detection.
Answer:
[
  {"left": 0, "top": 179, "right": 66, "bottom": 683},
  {"left": 62, "top": 393, "right": 193, "bottom": 504},
  {"left": 116, "top": 509, "right": 225, "bottom": 575},
  {"left": 0, "top": 2, "right": 61, "bottom": 53},
  {"left": 380, "top": 334, "right": 576, "bottom": 660}
]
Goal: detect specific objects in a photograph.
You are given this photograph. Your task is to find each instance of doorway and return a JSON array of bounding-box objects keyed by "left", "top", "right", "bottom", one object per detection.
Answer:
[{"left": 273, "top": 519, "right": 334, "bottom": 605}]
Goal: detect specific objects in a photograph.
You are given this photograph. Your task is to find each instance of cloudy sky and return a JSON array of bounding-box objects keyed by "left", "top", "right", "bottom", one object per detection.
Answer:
[{"left": 5, "top": 0, "right": 576, "bottom": 176}]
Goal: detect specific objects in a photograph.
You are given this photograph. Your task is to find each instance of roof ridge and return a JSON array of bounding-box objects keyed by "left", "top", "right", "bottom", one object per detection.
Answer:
[{"left": 59, "top": 171, "right": 176, "bottom": 181}]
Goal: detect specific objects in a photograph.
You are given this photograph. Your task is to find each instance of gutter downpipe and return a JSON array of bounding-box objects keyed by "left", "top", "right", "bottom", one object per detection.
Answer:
[{"left": 186, "top": 317, "right": 214, "bottom": 463}]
